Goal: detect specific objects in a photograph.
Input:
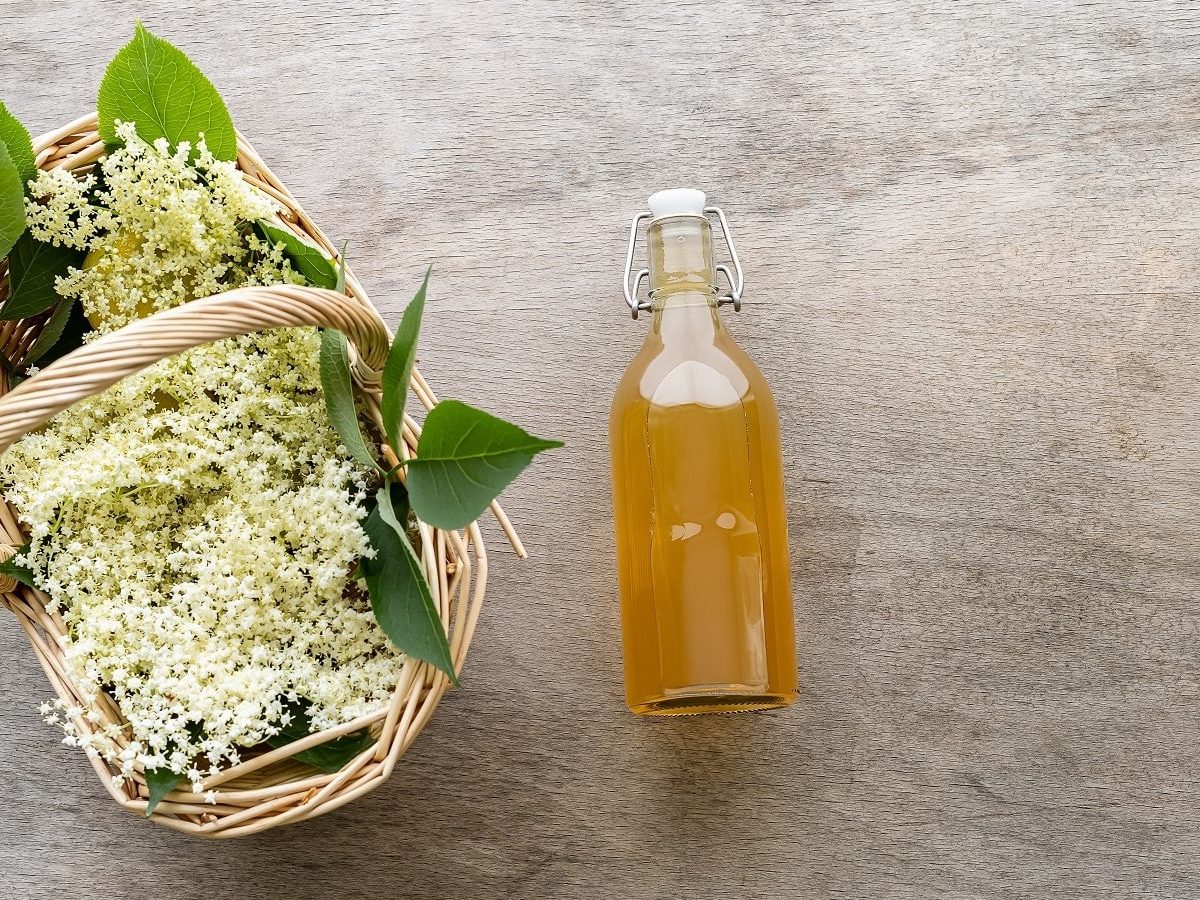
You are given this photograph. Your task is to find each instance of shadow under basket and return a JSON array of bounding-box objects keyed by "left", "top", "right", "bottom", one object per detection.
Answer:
[{"left": 0, "top": 113, "right": 518, "bottom": 838}]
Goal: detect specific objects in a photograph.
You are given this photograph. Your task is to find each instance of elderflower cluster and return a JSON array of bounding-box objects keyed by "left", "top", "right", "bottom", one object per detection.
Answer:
[
  {"left": 25, "top": 121, "right": 301, "bottom": 329},
  {"left": 7, "top": 122, "right": 405, "bottom": 787}
]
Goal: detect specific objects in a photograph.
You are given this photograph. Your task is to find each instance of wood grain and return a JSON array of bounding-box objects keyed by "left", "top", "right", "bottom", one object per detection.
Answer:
[{"left": 2, "top": 1, "right": 1199, "bottom": 897}]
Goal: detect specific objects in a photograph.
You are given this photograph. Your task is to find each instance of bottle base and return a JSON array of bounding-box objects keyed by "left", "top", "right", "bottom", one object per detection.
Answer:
[{"left": 628, "top": 688, "right": 797, "bottom": 717}]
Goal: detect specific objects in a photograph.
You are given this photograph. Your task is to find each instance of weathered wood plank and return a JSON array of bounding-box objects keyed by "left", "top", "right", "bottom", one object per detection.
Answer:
[{"left": 2, "top": 2, "right": 1199, "bottom": 897}]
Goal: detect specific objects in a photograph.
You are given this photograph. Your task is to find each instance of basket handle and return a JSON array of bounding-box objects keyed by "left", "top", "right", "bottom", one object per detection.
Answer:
[{"left": 0, "top": 285, "right": 390, "bottom": 456}]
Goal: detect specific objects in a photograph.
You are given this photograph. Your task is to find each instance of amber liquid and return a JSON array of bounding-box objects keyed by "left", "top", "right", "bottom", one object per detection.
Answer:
[{"left": 610, "top": 217, "right": 797, "bottom": 715}]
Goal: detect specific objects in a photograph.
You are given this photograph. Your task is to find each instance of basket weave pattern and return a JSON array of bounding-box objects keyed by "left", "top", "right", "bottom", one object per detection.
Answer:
[{"left": 0, "top": 113, "right": 497, "bottom": 837}]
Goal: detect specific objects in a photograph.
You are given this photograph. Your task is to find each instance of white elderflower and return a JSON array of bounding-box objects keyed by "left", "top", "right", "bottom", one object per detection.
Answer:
[
  {"left": 25, "top": 121, "right": 301, "bottom": 332},
  {"left": 9, "top": 123, "right": 406, "bottom": 782}
]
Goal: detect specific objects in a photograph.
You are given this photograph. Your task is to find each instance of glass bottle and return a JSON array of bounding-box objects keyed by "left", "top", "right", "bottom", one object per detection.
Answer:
[{"left": 610, "top": 189, "right": 797, "bottom": 715}]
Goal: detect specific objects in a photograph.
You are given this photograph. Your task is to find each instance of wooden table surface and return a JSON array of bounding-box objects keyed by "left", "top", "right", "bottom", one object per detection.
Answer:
[{"left": 3, "top": 3, "right": 1199, "bottom": 898}]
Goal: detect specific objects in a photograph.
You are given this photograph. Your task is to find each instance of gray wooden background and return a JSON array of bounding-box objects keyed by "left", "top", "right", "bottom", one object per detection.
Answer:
[{"left": 2, "top": 2, "right": 1198, "bottom": 898}]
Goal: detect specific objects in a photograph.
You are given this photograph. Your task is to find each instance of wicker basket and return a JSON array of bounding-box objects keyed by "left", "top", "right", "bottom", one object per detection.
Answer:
[{"left": 0, "top": 113, "right": 513, "bottom": 837}]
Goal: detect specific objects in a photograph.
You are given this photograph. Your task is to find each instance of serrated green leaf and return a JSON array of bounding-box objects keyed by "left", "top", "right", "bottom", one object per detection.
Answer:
[
  {"left": 97, "top": 22, "right": 237, "bottom": 161},
  {"left": 256, "top": 220, "right": 337, "bottom": 289},
  {"left": 362, "top": 483, "right": 458, "bottom": 685},
  {"left": 0, "top": 141, "right": 25, "bottom": 262},
  {"left": 0, "top": 543, "right": 36, "bottom": 588},
  {"left": 0, "top": 100, "right": 35, "bottom": 187},
  {"left": 277, "top": 730, "right": 374, "bottom": 774},
  {"left": 0, "top": 232, "right": 82, "bottom": 321},
  {"left": 23, "top": 298, "right": 72, "bottom": 367},
  {"left": 319, "top": 329, "right": 382, "bottom": 472},
  {"left": 23, "top": 299, "right": 90, "bottom": 369},
  {"left": 406, "top": 400, "right": 562, "bottom": 530},
  {"left": 380, "top": 269, "right": 429, "bottom": 455},
  {"left": 144, "top": 767, "right": 182, "bottom": 817},
  {"left": 265, "top": 700, "right": 375, "bottom": 773}
]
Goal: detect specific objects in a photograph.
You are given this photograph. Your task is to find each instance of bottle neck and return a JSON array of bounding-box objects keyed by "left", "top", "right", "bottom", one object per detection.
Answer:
[{"left": 647, "top": 215, "right": 722, "bottom": 340}]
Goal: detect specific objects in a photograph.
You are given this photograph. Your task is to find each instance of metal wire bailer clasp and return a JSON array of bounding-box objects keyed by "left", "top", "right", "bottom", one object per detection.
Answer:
[{"left": 622, "top": 207, "right": 745, "bottom": 320}]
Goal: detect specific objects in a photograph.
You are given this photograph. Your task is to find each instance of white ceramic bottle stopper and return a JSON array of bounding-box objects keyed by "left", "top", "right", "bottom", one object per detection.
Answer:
[{"left": 647, "top": 188, "right": 707, "bottom": 221}]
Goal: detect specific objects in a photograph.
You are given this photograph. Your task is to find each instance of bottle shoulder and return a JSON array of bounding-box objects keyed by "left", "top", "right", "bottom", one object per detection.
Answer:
[{"left": 611, "top": 331, "right": 776, "bottom": 412}]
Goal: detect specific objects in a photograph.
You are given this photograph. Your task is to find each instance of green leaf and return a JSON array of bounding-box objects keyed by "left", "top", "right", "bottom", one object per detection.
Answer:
[
  {"left": 335, "top": 240, "right": 349, "bottom": 293},
  {"left": 380, "top": 269, "right": 429, "bottom": 454},
  {"left": 256, "top": 220, "right": 337, "bottom": 289},
  {"left": 0, "top": 141, "right": 25, "bottom": 262},
  {"left": 23, "top": 300, "right": 90, "bottom": 369},
  {"left": 144, "top": 767, "right": 182, "bottom": 817},
  {"left": 22, "top": 299, "right": 74, "bottom": 368},
  {"left": 0, "top": 544, "right": 36, "bottom": 588},
  {"left": 265, "top": 701, "right": 375, "bottom": 773},
  {"left": 0, "top": 100, "right": 35, "bottom": 187},
  {"left": 319, "top": 329, "right": 382, "bottom": 472},
  {"left": 361, "top": 483, "right": 458, "bottom": 685},
  {"left": 97, "top": 22, "right": 237, "bottom": 161},
  {"left": 0, "top": 231, "right": 83, "bottom": 321},
  {"left": 407, "top": 400, "right": 562, "bottom": 530}
]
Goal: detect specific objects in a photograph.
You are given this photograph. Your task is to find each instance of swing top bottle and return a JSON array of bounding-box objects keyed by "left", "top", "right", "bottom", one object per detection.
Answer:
[{"left": 610, "top": 189, "right": 798, "bottom": 715}]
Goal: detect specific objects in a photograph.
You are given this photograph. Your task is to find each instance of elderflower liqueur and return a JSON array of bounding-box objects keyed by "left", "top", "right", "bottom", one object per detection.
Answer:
[{"left": 610, "top": 190, "right": 797, "bottom": 715}]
